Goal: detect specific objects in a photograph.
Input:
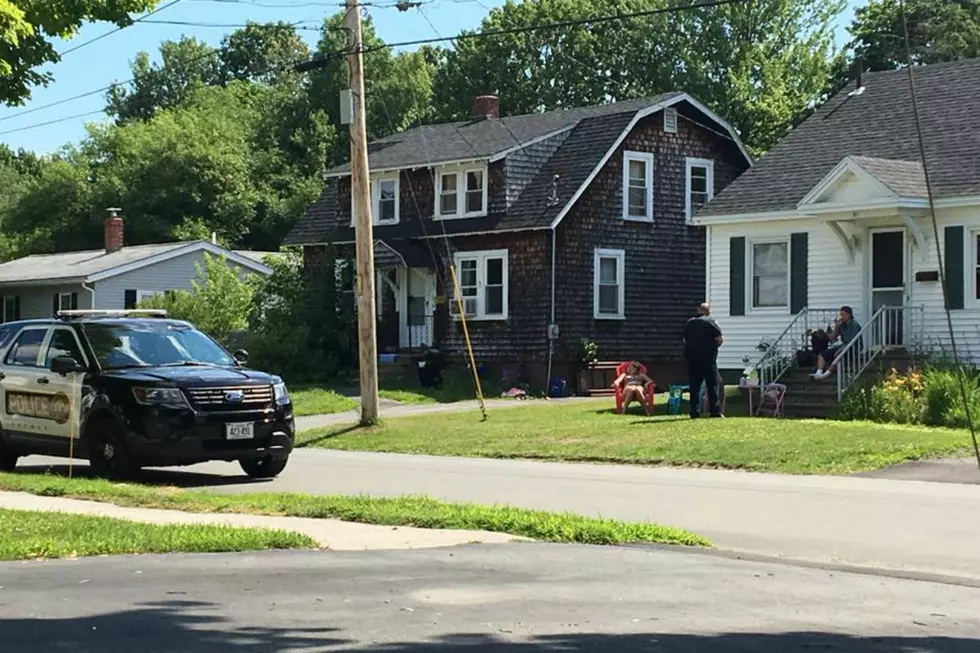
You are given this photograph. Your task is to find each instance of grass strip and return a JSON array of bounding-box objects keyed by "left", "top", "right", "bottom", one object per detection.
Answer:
[
  {"left": 296, "top": 400, "right": 971, "bottom": 475},
  {"left": 0, "top": 473, "right": 708, "bottom": 547},
  {"left": 0, "top": 508, "right": 314, "bottom": 561}
]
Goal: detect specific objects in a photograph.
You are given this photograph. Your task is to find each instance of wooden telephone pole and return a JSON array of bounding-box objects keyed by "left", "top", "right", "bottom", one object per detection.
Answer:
[{"left": 346, "top": 0, "right": 380, "bottom": 425}]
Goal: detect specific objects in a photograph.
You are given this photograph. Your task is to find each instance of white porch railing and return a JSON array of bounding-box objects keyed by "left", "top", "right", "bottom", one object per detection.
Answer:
[
  {"left": 834, "top": 305, "right": 925, "bottom": 400},
  {"left": 753, "top": 308, "right": 841, "bottom": 387}
]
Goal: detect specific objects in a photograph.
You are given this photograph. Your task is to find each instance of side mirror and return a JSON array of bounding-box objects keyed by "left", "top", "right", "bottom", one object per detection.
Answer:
[
  {"left": 233, "top": 349, "right": 249, "bottom": 365},
  {"left": 51, "top": 356, "right": 84, "bottom": 376}
]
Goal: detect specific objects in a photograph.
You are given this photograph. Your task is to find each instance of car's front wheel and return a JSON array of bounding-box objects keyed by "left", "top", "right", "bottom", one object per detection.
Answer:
[
  {"left": 239, "top": 455, "right": 289, "bottom": 479},
  {"left": 0, "top": 435, "right": 18, "bottom": 472},
  {"left": 87, "top": 418, "right": 139, "bottom": 480}
]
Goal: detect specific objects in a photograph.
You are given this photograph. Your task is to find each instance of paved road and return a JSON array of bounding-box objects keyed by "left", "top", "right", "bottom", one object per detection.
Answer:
[
  {"left": 22, "top": 449, "right": 980, "bottom": 583},
  {"left": 2, "top": 544, "right": 978, "bottom": 652}
]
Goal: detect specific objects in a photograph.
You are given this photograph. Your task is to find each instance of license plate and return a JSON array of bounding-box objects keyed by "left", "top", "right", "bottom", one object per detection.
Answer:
[{"left": 225, "top": 422, "right": 254, "bottom": 440}]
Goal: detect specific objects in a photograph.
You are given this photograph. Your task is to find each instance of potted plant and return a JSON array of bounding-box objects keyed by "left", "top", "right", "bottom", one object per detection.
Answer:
[{"left": 577, "top": 339, "right": 599, "bottom": 394}]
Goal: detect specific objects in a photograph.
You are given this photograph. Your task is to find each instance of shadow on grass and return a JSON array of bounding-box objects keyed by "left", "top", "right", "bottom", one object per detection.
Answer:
[
  {"left": 14, "top": 463, "right": 270, "bottom": 490},
  {"left": 0, "top": 599, "right": 975, "bottom": 653},
  {"left": 295, "top": 424, "right": 364, "bottom": 448}
]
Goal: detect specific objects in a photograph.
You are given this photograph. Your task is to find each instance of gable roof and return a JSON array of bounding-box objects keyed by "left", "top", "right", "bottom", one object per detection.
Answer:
[
  {"left": 286, "top": 93, "right": 751, "bottom": 245},
  {"left": 700, "top": 58, "right": 980, "bottom": 218},
  {"left": 0, "top": 240, "right": 272, "bottom": 287},
  {"left": 324, "top": 93, "right": 686, "bottom": 177}
]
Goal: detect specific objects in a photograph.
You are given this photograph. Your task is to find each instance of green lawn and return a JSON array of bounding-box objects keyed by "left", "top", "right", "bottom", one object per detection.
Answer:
[
  {"left": 296, "top": 399, "right": 971, "bottom": 475},
  {"left": 0, "top": 473, "right": 707, "bottom": 547},
  {"left": 0, "top": 508, "right": 314, "bottom": 561}
]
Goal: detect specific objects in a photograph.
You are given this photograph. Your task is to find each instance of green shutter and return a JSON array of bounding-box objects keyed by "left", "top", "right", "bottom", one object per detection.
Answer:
[
  {"left": 790, "top": 232, "right": 809, "bottom": 314},
  {"left": 729, "top": 237, "right": 746, "bottom": 316},
  {"left": 944, "top": 226, "right": 964, "bottom": 310}
]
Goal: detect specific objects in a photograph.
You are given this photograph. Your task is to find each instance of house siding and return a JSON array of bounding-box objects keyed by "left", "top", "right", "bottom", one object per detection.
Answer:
[
  {"left": 0, "top": 284, "right": 93, "bottom": 321},
  {"left": 707, "top": 205, "right": 980, "bottom": 373},
  {"left": 554, "top": 112, "right": 749, "bottom": 383},
  {"left": 94, "top": 251, "right": 263, "bottom": 309}
]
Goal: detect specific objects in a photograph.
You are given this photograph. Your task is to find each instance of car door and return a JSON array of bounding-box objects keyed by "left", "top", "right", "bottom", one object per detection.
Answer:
[
  {"left": 39, "top": 327, "right": 89, "bottom": 447},
  {"left": 0, "top": 326, "right": 57, "bottom": 447}
]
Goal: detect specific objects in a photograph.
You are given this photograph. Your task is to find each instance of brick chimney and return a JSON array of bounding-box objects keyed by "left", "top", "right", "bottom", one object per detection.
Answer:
[
  {"left": 473, "top": 95, "right": 499, "bottom": 120},
  {"left": 104, "top": 208, "right": 124, "bottom": 254}
]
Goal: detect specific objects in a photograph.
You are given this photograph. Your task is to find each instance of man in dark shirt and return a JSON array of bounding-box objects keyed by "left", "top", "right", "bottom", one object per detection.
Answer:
[{"left": 683, "top": 302, "right": 724, "bottom": 419}]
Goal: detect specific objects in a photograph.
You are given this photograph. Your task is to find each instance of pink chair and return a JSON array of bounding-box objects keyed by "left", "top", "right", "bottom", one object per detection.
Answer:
[{"left": 756, "top": 383, "right": 786, "bottom": 418}]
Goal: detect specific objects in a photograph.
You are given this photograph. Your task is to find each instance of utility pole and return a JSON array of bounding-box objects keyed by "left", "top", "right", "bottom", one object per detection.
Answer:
[{"left": 345, "top": 0, "right": 380, "bottom": 426}]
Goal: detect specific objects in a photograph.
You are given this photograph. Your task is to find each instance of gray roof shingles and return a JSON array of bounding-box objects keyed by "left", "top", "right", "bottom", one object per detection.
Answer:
[
  {"left": 0, "top": 242, "right": 188, "bottom": 285},
  {"left": 285, "top": 93, "right": 683, "bottom": 245},
  {"left": 849, "top": 156, "right": 927, "bottom": 198},
  {"left": 701, "top": 58, "right": 980, "bottom": 217}
]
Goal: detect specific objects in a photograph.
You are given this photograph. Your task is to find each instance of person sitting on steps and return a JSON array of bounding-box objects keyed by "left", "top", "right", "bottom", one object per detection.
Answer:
[{"left": 811, "top": 306, "right": 861, "bottom": 380}]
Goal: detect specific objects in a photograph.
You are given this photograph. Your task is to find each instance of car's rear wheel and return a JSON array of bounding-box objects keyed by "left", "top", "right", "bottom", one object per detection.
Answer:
[
  {"left": 87, "top": 418, "right": 139, "bottom": 480},
  {"left": 240, "top": 455, "right": 289, "bottom": 479},
  {"left": 0, "top": 435, "right": 18, "bottom": 472}
]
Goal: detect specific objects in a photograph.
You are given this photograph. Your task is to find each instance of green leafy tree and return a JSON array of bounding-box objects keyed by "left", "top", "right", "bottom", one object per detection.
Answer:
[
  {"left": 849, "top": 0, "right": 980, "bottom": 70},
  {"left": 138, "top": 253, "right": 256, "bottom": 341},
  {"left": 433, "top": 0, "right": 844, "bottom": 154},
  {"left": 219, "top": 21, "right": 310, "bottom": 84},
  {"left": 0, "top": 0, "right": 158, "bottom": 105}
]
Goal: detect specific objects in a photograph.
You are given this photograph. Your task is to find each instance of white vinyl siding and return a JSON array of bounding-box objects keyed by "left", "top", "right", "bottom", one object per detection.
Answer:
[
  {"left": 452, "top": 249, "right": 508, "bottom": 320},
  {"left": 593, "top": 248, "right": 625, "bottom": 319},
  {"left": 622, "top": 151, "right": 654, "bottom": 222},
  {"left": 685, "top": 158, "right": 714, "bottom": 222},
  {"left": 436, "top": 164, "right": 489, "bottom": 219}
]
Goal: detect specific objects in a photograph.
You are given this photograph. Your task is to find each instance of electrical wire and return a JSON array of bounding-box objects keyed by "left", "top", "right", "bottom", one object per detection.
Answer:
[
  {"left": 898, "top": 0, "right": 980, "bottom": 471},
  {"left": 59, "top": 0, "right": 187, "bottom": 57}
]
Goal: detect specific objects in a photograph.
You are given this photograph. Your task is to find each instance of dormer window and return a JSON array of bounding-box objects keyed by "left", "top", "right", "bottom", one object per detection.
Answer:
[
  {"left": 349, "top": 174, "right": 400, "bottom": 225},
  {"left": 435, "top": 163, "right": 488, "bottom": 219}
]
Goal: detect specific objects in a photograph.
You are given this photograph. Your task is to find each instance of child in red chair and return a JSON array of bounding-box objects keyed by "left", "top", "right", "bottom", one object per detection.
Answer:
[{"left": 612, "top": 361, "right": 655, "bottom": 413}]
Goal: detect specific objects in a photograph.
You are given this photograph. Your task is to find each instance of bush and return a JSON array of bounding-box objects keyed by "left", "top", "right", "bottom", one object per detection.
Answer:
[{"left": 839, "top": 365, "right": 980, "bottom": 429}]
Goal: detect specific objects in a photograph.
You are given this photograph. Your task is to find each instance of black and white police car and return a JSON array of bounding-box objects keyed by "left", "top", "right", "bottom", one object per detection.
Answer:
[{"left": 0, "top": 310, "right": 294, "bottom": 479}]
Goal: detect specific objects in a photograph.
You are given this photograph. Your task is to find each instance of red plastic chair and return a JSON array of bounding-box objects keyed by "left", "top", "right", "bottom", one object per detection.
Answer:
[
  {"left": 756, "top": 383, "right": 787, "bottom": 418},
  {"left": 614, "top": 361, "right": 656, "bottom": 415}
]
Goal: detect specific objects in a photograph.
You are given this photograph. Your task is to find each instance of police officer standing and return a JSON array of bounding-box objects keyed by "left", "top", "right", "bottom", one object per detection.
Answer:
[{"left": 683, "top": 302, "right": 724, "bottom": 419}]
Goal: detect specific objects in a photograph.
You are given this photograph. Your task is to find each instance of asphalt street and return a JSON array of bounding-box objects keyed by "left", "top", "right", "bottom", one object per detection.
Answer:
[
  {"left": 2, "top": 543, "right": 978, "bottom": 652},
  {"left": 22, "top": 448, "right": 980, "bottom": 582}
]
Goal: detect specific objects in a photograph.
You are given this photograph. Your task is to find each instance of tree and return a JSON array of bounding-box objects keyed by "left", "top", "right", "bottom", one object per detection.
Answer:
[
  {"left": 106, "top": 37, "right": 222, "bottom": 123},
  {"left": 139, "top": 253, "right": 257, "bottom": 342},
  {"left": 849, "top": 0, "right": 980, "bottom": 71},
  {"left": 307, "top": 12, "right": 436, "bottom": 166},
  {"left": 219, "top": 21, "right": 311, "bottom": 84},
  {"left": 0, "top": 0, "right": 158, "bottom": 105},
  {"left": 433, "top": 0, "right": 844, "bottom": 154}
]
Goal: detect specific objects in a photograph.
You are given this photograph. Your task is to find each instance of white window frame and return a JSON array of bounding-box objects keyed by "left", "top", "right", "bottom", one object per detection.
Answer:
[
  {"left": 593, "top": 248, "right": 626, "bottom": 320},
  {"left": 970, "top": 231, "right": 980, "bottom": 304},
  {"left": 136, "top": 290, "right": 162, "bottom": 303},
  {"left": 451, "top": 249, "right": 508, "bottom": 321},
  {"left": 435, "top": 163, "right": 489, "bottom": 220},
  {"left": 1, "top": 296, "right": 16, "bottom": 323},
  {"left": 748, "top": 238, "right": 791, "bottom": 312},
  {"left": 58, "top": 292, "right": 73, "bottom": 311},
  {"left": 622, "top": 151, "right": 654, "bottom": 222},
  {"left": 664, "top": 107, "right": 678, "bottom": 134},
  {"left": 349, "top": 174, "right": 400, "bottom": 226},
  {"left": 685, "top": 157, "right": 715, "bottom": 222}
]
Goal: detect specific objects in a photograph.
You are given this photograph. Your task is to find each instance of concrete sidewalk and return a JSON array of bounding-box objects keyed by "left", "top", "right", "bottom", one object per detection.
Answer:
[
  {"left": 295, "top": 396, "right": 600, "bottom": 431},
  {"left": 0, "top": 491, "right": 519, "bottom": 551}
]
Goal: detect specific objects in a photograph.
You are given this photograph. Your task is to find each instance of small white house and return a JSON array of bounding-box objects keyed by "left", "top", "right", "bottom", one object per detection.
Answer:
[
  {"left": 695, "top": 58, "right": 980, "bottom": 379},
  {"left": 0, "top": 211, "right": 274, "bottom": 322}
]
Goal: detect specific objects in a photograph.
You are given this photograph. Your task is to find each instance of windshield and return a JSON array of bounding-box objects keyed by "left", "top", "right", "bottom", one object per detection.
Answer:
[{"left": 83, "top": 322, "right": 237, "bottom": 370}]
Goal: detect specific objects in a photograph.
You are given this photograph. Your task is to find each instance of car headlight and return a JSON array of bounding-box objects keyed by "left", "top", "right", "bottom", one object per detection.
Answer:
[
  {"left": 273, "top": 381, "right": 289, "bottom": 403},
  {"left": 133, "top": 386, "right": 189, "bottom": 408}
]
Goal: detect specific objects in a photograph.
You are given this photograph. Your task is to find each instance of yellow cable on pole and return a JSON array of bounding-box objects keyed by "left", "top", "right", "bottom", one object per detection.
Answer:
[{"left": 448, "top": 264, "right": 488, "bottom": 421}]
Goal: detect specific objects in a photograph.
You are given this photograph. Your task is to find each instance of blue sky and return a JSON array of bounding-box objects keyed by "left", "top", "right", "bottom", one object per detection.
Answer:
[{"left": 0, "top": 0, "right": 859, "bottom": 154}]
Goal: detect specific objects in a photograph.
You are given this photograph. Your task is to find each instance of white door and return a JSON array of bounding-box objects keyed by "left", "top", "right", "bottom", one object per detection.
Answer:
[
  {"left": 0, "top": 326, "right": 68, "bottom": 440},
  {"left": 869, "top": 229, "right": 907, "bottom": 346},
  {"left": 38, "top": 327, "right": 89, "bottom": 444},
  {"left": 399, "top": 268, "right": 435, "bottom": 349}
]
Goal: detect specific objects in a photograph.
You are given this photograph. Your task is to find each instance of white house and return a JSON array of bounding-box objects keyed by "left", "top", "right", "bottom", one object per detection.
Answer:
[
  {"left": 0, "top": 211, "right": 274, "bottom": 322},
  {"left": 695, "top": 58, "right": 980, "bottom": 383}
]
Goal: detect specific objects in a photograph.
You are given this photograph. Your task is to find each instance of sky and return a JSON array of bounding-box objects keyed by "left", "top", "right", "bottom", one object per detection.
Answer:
[{"left": 0, "top": 0, "right": 859, "bottom": 154}]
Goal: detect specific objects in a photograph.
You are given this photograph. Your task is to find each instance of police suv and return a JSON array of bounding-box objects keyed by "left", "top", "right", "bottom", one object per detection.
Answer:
[{"left": 0, "top": 310, "right": 294, "bottom": 479}]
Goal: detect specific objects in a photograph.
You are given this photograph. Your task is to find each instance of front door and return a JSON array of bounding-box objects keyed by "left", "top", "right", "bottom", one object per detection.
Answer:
[
  {"left": 869, "top": 229, "right": 906, "bottom": 346},
  {"left": 399, "top": 268, "right": 435, "bottom": 349}
]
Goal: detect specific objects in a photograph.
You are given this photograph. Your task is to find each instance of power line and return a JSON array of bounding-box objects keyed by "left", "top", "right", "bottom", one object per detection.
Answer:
[
  {"left": 59, "top": 0, "right": 186, "bottom": 57},
  {"left": 3, "top": 0, "right": 744, "bottom": 133},
  {"left": 897, "top": 0, "right": 980, "bottom": 471},
  {"left": 0, "top": 110, "right": 106, "bottom": 136}
]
